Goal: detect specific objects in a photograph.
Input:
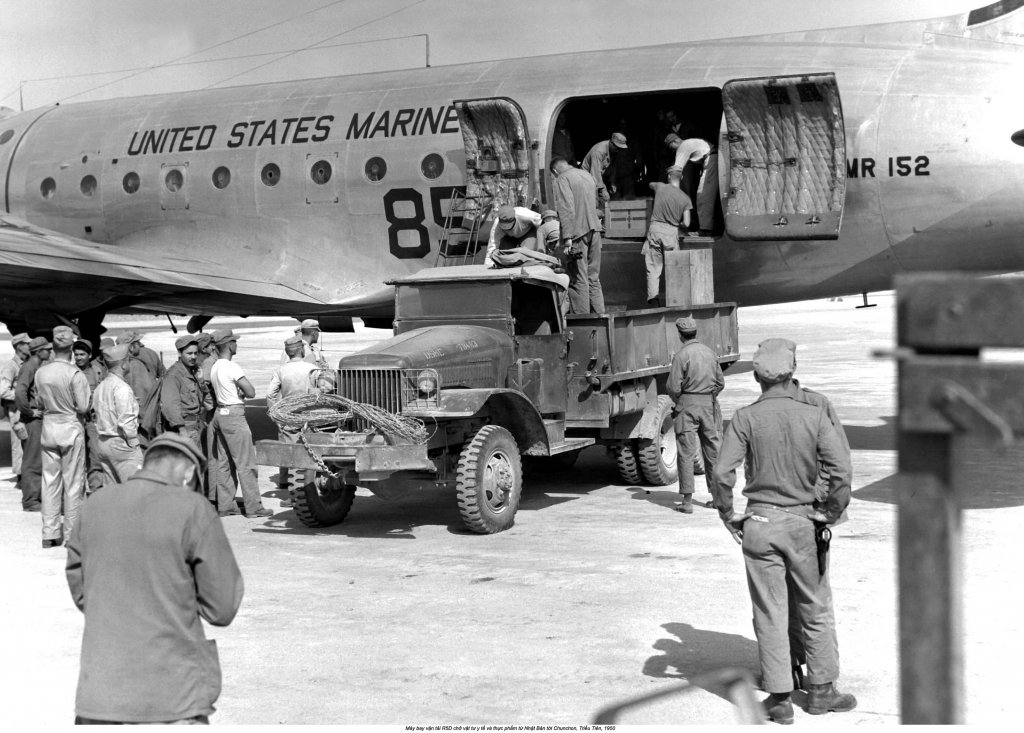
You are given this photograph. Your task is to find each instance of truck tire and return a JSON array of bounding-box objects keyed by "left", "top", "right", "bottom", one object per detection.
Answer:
[
  {"left": 456, "top": 425, "right": 522, "bottom": 534},
  {"left": 639, "top": 395, "right": 679, "bottom": 486},
  {"left": 286, "top": 468, "right": 356, "bottom": 528},
  {"left": 613, "top": 441, "right": 643, "bottom": 485}
]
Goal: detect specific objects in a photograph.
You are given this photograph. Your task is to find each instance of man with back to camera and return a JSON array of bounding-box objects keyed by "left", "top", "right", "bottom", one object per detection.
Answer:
[
  {"left": 268, "top": 334, "right": 319, "bottom": 508},
  {"left": 642, "top": 165, "right": 693, "bottom": 306},
  {"left": 665, "top": 133, "right": 720, "bottom": 236},
  {"left": 712, "top": 338, "right": 856, "bottom": 724},
  {"left": 66, "top": 432, "right": 244, "bottom": 725},
  {"left": 550, "top": 156, "right": 605, "bottom": 315},
  {"left": 34, "top": 325, "right": 91, "bottom": 548},
  {"left": 0, "top": 332, "right": 31, "bottom": 488},
  {"left": 281, "top": 319, "right": 325, "bottom": 367},
  {"left": 209, "top": 329, "right": 271, "bottom": 518},
  {"left": 14, "top": 336, "right": 53, "bottom": 512},
  {"left": 91, "top": 344, "right": 144, "bottom": 485}
]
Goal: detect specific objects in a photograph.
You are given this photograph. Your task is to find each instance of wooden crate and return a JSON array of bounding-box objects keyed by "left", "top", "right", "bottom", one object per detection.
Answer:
[
  {"left": 664, "top": 247, "right": 714, "bottom": 307},
  {"left": 604, "top": 199, "right": 652, "bottom": 239}
]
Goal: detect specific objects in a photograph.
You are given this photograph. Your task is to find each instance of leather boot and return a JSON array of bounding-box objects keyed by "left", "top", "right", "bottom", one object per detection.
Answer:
[
  {"left": 807, "top": 682, "right": 857, "bottom": 715},
  {"left": 762, "top": 693, "right": 794, "bottom": 725},
  {"left": 675, "top": 494, "right": 694, "bottom": 514}
]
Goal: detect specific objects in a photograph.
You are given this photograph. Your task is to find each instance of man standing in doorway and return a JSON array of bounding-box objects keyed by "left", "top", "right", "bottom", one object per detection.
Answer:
[
  {"left": 642, "top": 165, "right": 692, "bottom": 306},
  {"left": 665, "top": 134, "right": 719, "bottom": 236},
  {"left": 582, "top": 132, "right": 628, "bottom": 204},
  {"left": 550, "top": 156, "right": 605, "bottom": 315},
  {"left": 210, "top": 329, "right": 271, "bottom": 518}
]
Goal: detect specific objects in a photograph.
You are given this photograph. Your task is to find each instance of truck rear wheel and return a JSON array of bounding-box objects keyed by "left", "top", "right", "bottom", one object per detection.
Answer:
[
  {"left": 613, "top": 441, "right": 643, "bottom": 485},
  {"left": 639, "top": 395, "right": 679, "bottom": 486},
  {"left": 286, "top": 469, "right": 356, "bottom": 528},
  {"left": 456, "top": 425, "right": 522, "bottom": 534}
]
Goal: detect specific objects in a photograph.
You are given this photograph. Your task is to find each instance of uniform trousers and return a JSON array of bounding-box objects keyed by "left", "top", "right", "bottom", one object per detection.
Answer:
[
  {"left": 642, "top": 221, "right": 679, "bottom": 302},
  {"left": 94, "top": 435, "right": 143, "bottom": 485},
  {"left": 84, "top": 422, "right": 105, "bottom": 493},
  {"left": 210, "top": 406, "right": 264, "bottom": 514},
  {"left": 742, "top": 507, "right": 840, "bottom": 693},
  {"left": 566, "top": 231, "right": 606, "bottom": 314},
  {"left": 41, "top": 418, "right": 86, "bottom": 542},
  {"left": 695, "top": 153, "right": 720, "bottom": 232},
  {"left": 8, "top": 406, "right": 25, "bottom": 477},
  {"left": 673, "top": 394, "right": 721, "bottom": 496},
  {"left": 20, "top": 417, "right": 43, "bottom": 509}
]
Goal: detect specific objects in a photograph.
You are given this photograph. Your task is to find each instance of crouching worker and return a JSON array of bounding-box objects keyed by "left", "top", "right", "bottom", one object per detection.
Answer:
[
  {"left": 66, "top": 432, "right": 244, "bottom": 725},
  {"left": 485, "top": 204, "right": 542, "bottom": 268}
]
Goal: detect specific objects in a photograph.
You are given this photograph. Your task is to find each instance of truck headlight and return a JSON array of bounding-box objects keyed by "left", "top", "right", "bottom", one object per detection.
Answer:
[{"left": 417, "top": 369, "right": 439, "bottom": 397}]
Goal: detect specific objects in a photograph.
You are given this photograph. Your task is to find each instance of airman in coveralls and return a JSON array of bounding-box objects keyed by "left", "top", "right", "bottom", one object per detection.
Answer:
[{"left": 712, "top": 339, "right": 856, "bottom": 724}]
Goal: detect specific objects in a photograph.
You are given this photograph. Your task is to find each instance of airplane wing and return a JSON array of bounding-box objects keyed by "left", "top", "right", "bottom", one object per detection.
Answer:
[{"left": 0, "top": 214, "right": 393, "bottom": 329}]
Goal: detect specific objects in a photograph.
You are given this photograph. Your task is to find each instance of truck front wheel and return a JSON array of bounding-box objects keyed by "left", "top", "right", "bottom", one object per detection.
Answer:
[
  {"left": 456, "top": 425, "right": 522, "bottom": 534},
  {"left": 639, "top": 395, "right": 680, "bottom": 486},
  {"left": 286, "top": 469, "right": 356, "bottom": 528},
  {"left": 613, "top": 441, "right": 642, "bottom": 485}
]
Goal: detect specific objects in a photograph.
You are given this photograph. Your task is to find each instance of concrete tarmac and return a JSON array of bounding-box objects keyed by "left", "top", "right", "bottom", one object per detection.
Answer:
[{"left": 2, "top": 296, "right": 1023, "bottom": 726}]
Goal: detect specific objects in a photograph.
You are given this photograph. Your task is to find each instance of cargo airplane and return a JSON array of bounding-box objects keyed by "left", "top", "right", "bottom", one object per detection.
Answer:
[{"left": 2, "top": 0, "right": 1024, "bottom": 338}]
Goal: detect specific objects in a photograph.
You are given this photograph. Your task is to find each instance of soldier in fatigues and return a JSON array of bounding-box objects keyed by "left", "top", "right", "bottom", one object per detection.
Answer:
[
  {"left": 91, "top": 345, "right": 144, "bottom": 485},
  {"left": 14, "top": 336, "right": 53, "bottom": 512},
  {"left": 74, "top": 340, "right": 107, "bottom": 494},
  {"left": 268, "top": 335, "right": 318, "bottom": 507},
  {"left": 160, "top": 334, "right": 210, "bottom": 448},
  {"left": 0, "top": 333, "right": 31, "bottom": 487},
  {"left": 665, "top": 316, "right": 722, "bottom": 514},
  {"left": 712, "top": 339, "right": 856, "bottom": 724}
]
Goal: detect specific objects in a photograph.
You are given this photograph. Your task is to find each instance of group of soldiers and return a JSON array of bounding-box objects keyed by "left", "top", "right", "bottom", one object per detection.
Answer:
[
  {"left": 0, "top": 318, "right": 328, "bottom": 547},
  {"left": 669, "top": 317, "right": 857, "bottom": 723}
]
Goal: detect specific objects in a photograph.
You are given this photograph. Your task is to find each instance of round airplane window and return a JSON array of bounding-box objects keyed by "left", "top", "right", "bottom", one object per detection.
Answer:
[
  {"left": 0, "top": 129, "right": 14, "bottom": 145},
  {"left": 165, "top": 169, "right": 184, "bottom": 192},
  {"left": 40, "top": 177, "right": 56, "bottom": 199},
  {"left": 212, "top": 166, "right": 231, "bottom": 190},
  {"left": 421, "top": 153, "right": 444, "bottom": 180},
  {"left": 80, "top": 175, "right": 97, "bottom": 197},
  {"left": 310, "top": 160, "right": 332, "bottom": 185},
  {"left": 261, "top": 163, "right": 281, "bottom": 187},
  {"left": 365, "top": 157, "right": 387, "bottom": 183},
  {"left": 122, "top": 172, "right": 140, "bottom": 194}
]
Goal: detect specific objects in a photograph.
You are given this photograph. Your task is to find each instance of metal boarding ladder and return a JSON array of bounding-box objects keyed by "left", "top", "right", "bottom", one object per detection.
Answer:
[{"left": 434, "top": 190, "right": 491, "bottom": 267}]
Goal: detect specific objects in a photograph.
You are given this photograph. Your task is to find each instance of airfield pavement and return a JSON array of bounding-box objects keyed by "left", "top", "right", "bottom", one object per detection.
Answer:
[{"left": 2, "top": 294, "right": 1023, "bottom": 727}]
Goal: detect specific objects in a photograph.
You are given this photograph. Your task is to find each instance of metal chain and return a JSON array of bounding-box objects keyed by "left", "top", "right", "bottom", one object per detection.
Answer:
[{"left": 298, "top": 428, "right": 342, "bottom": 480}]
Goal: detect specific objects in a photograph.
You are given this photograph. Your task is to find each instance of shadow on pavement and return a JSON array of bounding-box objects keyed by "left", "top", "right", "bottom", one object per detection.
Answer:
[
  {"left": 844, "top": 417, "right": 895, "bottom": 451},
  {"left": 643, "top": 622, "right": 760, "bottom": 703}
]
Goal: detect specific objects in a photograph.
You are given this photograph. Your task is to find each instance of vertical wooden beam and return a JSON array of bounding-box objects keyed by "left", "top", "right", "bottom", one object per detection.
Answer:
[{"left": 897, "top": 430, "right": 963, "bottom": 723}]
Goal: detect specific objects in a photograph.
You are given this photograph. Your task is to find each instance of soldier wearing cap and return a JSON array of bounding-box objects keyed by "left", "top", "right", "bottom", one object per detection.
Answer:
[
  {"left": 550, "top": 156, "right": 605, "bottom": 314},
  {"left": 160, "top": 334, "right": 210, "bottom": 448},
  {"left": 73, "top": 340, "right": 107, "bottom": 494},
  {"left": 664, "top": 134, "right": 719, "bottom": 236},
  {"left": 268, "top": 335, "right": 320, "bottom": 506},
  {"left": 536, "top": 210, "right": 562, "bottom": 258},
  {"left": 712, "top": 338, "right": 855, "bottom": 723},
  {"left": 484, "top": 205, "right": 543, "bottom": 269},
  {"left": 280, "top": 320, "right": 326, "bottom": 367},
  {"left": 66, "top": 432, "right": 243, "bottom": 725},
  {"left": 14, "top": 336, "right": 53, "bottom": 511},
  {"left": 642, "top": 165, "right": 693, "bottom": 306},
  {"left": 209, "top": 329, "right": 270, "bottom": 518},
  {"left": 92, "top": 344, "right": 144, "bottom": 485},
  {"left": 116, "top": 331, "right": 157, "bottom": 407},
  {"left": 118, "top": 330, "right": 165, "bottom": 379},
  {"left": 666, "top": 316, "right": 723, "bottom": 514},
  {"left": 582, "top": 131, "right": 628, "bottom": 203},
  {"left": 1, "top": 333, "right": 32, "bottom": 486},
  {"left": 34, "top": 325, "right": 91, "bottom": 547}
]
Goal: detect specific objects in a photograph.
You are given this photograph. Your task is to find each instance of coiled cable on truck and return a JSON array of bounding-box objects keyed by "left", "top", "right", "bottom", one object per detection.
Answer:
[{"left": 268, "top": 392, "right": 428, "bottom": 444}]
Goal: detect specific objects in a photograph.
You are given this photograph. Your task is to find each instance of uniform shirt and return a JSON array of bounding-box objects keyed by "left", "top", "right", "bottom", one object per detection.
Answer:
[
  {"left": 650, "top": 182, "right": 693, "bottom": 227},
  {"left": 124, "top": 358, "right": 156, "bottom": 406},
  {"left": 66, "top": 469, "right": 243, "bottom": 723},
  {"left": 485, "top": 207, "right": 542, "bottom": 268},
  {"left": 712, "top": 380, "right": 852, "bottom": 523},
  {"left": 278, "top": 342, "right": 324, "bottom": 366},
  {"left": 581, "top": 139, "right": 613, "bottom": 194},
  {"left": 14, "top": 354, "right": 45, "bottom": 421},
  {"left": 210, "top": 359, "right": 246, "bottom": 407},
  {"left": 34, "top": 360, "right": 90, "bottom": 423},
  {"left": 553, "top": 166, "right": 602, "bottom": 240},
  {"left": 160, "top": 361, "right": 207, "bottom": 429},
  {"left": 136, "top": 345, "right": 166, "bottom": 379},
  {"left": 674, "top": 137, "right": 712, "bottom": 168},
  {"left": 79, "top": 361, "right": 106, "bottom": 393},
  {"left": 0, "top": 353, "right": 24, "bottom": 404},
  {"left": 267, "top": 360, "right": 317, "bottom": 404},
  {"left": 93, "top": 373, "right": 140, "bottom": 443},
  {"left": 666, "top": 340, "right": 724, "bottom": 400}
]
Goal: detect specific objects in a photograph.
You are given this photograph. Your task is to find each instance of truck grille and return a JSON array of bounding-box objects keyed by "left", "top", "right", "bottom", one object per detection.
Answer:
[{"left": 337, "top": 368, "right": 403, "bottom": 429}]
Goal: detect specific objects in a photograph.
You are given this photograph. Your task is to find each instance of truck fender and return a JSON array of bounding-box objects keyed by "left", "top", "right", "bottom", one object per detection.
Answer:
[
  {"left": 634, "top": 394, "right": 671, "bottom": 441},
  {"left": 432, "top": 388, "right": 548, "bottom": 454}
]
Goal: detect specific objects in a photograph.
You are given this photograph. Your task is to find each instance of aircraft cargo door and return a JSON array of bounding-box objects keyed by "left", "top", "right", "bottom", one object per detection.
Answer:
[
  {"left": 453, "top": 98, "right": 534, "bottom": 217},
  {"left": 722, "top": 73, "right": 846, "bottom": 240}
]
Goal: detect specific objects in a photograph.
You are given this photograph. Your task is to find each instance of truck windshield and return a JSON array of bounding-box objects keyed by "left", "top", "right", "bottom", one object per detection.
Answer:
[{"left": 397, "top": 282, "right": 510, "bottom": 319}]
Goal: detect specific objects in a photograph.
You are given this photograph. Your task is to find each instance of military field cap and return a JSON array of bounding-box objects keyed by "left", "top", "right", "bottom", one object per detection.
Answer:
[
  {"left": 665, "top": 133, "right": 682, "bottom": 147},
  {"left": 175, "top": 334, "right": 199, "bottom": 351},
  {"left": 299, "top": 319, "right": 320, "bottom": 331},
  {"left": 29, "top": 336, "right": 52, "bottom": 353},
  {"left": 116, "top": 330, "right": 141, "bottom": 345},
  {"left": 211, "top": 328, "right": 237, "bottom": 346},
  {"left": 753, "top": 340, "right": 796, "bottom": 383},
  {"left": 195, "top": 333, "right": 213, "bottom": 350},
  {"left": 52, "top": 325, "right": 76, "bottom": 348},
  {"left": 610, "top": 132, "right": 628, "bottom": 148},
  {"left": 145, "top": 431, "right": 206, "bottom": 476},
  {"left": 284, "top": 335, "right": 304, "bottom": 347},
  {"left": 667, "top": 165, "right": 684, "bottom": 177},
  {"left": 497, "top": 204, "right": 517, "bottom": 230},
  {"left": 73, "top": 339, "right": 92, "bottom": 355},
  {"left": 100, "top": 337, "right": 115, "bottom": 349},
  {"left": 675, "top": 316, "right": 697, "bottom": 333},
  {"left": 102, "top": 344, "right": 128, "bottom": 364},
  {"left": 542, "top": 221, "right": 561, "bottom": 241},
  {"left": 758, "top": 337, "right": 797, "bottom": 355},
  {"left": 541, "top": 209, "right": 557, "bottom": 221},
  {"left": 11, "top": 333, "right": 30, "bottom": 347}
]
